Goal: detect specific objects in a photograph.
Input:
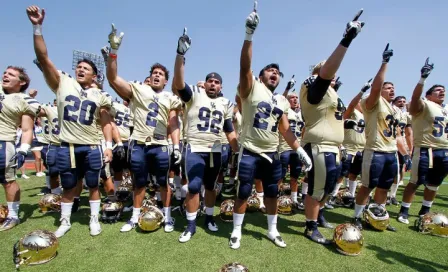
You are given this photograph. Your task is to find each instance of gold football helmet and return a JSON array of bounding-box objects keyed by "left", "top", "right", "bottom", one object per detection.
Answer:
[
  {"left": 38, "top": 194, "right": 62, "bottom": 213},
  {"left": 0, "top": 204, "right": 8, "bottom": 223},
  {"left": 277, "top": 196, "right": 293, "bottom": 215},
  {"left": 101, "top": 202, "right": 123, "bottom": 224},
  {"left": 334, "top": 189, "right": 354, "bottom": 208},
  {"left": 116, "top": 176, "right": 133, "bottom": 202},
  {"left": 13, "top": 230, "right": 58, "bottom": 268},
  {"left": 363, "top": 203, "right": 389, "bottom": 231},
  {"left": 220, "top": 262, "right": 249, "bottom": 272},
  {"left": 247, "top": 195, "right": 260, "bottom": 212},
  {"left": 219, "top": 199, "right": 235, "bottom": 222},
  {"left": 415, "top": 212, "right": 448, "bottom": 238},
  {"left": 333, "top": 223, "right": 364, "bottom": 256},
  {"left": 138, "top": 205, "right": 164, "bottom": 232},
  {"left": 278, "top": 183, "right": 291, "bottom": 196},
  {"left": 141, "top": 196, "right": 158, "bottom": 213}
]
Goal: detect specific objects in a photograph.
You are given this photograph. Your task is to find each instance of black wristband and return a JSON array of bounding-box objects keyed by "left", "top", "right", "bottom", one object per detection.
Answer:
[{"left": 339, "top": 37, "right": 352, "bottom": 48}]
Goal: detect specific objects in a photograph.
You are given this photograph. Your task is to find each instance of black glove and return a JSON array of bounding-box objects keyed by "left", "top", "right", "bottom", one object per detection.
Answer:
[
  {"left": 361, "top": 78, "right": 373, "bottom": 93},
  {"left": 420, "top": 57, "right": 434, "bottom": 79},
  {"left": 344, "top": 119, "right": 357, "bottom": 129},
  {"left": 10, "top": 151, "right": 27, "bottom": 169},
  {"left": 382, "top": 43, "right": 393, "bottom": 63},
  {"left": 333, "top": 77, "right": 343, "bottom": 91},
  {"left": 404, "top": 155, "right": 412, "bottom": 171},
  {"left": 114, "top": 144, "right": 126, "bottom": 160},
  {"left": 177, "top": 27, "right": 191, "bottom": 56},
  {"left": 101, "top": 45, "right": 110, "bottom": 62}
]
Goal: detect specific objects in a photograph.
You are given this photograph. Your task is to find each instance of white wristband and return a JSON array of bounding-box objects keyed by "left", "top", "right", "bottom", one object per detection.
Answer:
[
  {"left": 19, "top": 143, "right": 31, "bottom": 153},
  {"left": 110, "top": 48, "right": 118, "bottom": 54},
  {"left": 174, "top": 144, "right": 180, "bottom": 150},
  {"left": 33, "top": 24, "right": 42, "bottom": 36},
  {"left": 106, "top": 141, "right": 113, "bottom": 150},
  {"left": 244, "top": 33, "right": 253, "bottom": 41},
  {"left": 418, "top": 77, "right": 426, "bottom": 85},
  {"left": 117, "top": 142, "right": 123, "bottom": 147}
]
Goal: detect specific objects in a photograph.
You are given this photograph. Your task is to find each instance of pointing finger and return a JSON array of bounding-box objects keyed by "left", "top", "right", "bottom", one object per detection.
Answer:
[
  {"left": 425, "top": 57, "right": 429, "bottom": 65},
  {"left": 367, "top": 78, "right": 373, "bottom": 83},
  {"left": 183, "top": 27, "right": 187, "bottom": 35},
  {"left": 254, "top": 0, "right": 258, "bottom": 12},
  {"left": 384, "top": 43, "right": 389, "bottom": 51},
  {"left": 111, "top": 23, "right": 116, "bottom": 34},
  {"left": 353, "top": 8, "right": 363, "bottom": 21},
  {"left": 291, "top": 75, "right": 295, "bottom": 79}
]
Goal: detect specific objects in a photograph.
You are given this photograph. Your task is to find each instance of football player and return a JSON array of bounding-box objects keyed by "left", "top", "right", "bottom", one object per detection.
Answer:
[
  {"left": 388, "top": 95, "right": 413, "bottom": 205},
  {"left": 105, "top": 24, "right": 182, "bottom": 233},
  {"left": 352, "top": 44, "right": 402, "bottom": 231},
  {"left": 398, "top": 59, "right": 446, "bottom": 224},
  {"left": 28, "top": 6, "right": 114, "bottom": 237},
  {"left": 0, "top": 66, "right": 40, "bottom": 231},
  {"left": 278, "top": 91, "right": 305, "bottom": 208},
  {"left": 329, "top": 80, "right": 371, "bottom": 203},
  {"left": 300, "top": 10, "right": 364, "bottom": 243},
  {"left": 229, "top": 3, "right": 312, "bottom": 249},
  {"left": 172, "top": 28, "right": 238, "bottom": 242},
  {"left": 38, "top": 99, "right": 62, "bottom": 195}
]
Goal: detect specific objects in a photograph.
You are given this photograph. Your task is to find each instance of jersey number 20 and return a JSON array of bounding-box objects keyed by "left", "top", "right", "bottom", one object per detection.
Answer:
[{"left": 63, "top": 95, "right": 97, "bottom": 125}]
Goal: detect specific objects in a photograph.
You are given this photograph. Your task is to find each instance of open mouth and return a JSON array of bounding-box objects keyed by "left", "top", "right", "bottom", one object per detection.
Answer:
[
  {"left": 153, "top": 78, "right": 160, "bottom": 84},
  {"left": 269, "top": 75, "right": 277, "bottom": 84},
  {"left": 2, "top": 78, "right": 10, "bottom": 83}
]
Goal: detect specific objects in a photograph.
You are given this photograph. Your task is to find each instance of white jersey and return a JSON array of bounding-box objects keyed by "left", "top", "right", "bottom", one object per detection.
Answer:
[
  {"left": 42, "top": 105, "right": 60, "bottom": 144},
  {"left": 278, "top": 108, "right": 304, "bottom": 153}
]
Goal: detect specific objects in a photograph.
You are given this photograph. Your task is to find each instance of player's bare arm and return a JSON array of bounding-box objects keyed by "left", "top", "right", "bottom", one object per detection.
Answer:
[
  {"left": 168, "top": 109, "right": 182, "bottom": 165},
  {"left": 365, "top": 44, "right": 393, "bottom": 110},
  {"left": 111, "top": 121, "right": 121, "bottom": 144},
  {"left": 235, "top": 95, "right": 242, "bottom": 113},
  {"left": 172, "top": 28, "right": 190, "bottom": 95},
  {"left": 409, "top": 58, "right": 434, "bottom": 115},
  {"left": 226, "top": 131, "right": 239, "bottom": 153},
  {"left": 20, "top": 114, "right": 35, "bottom": 147},
  {"left": 105, "top": 24, "right": 132, "bottom": 100},
  {"left": 238, "top": 2, "right": 259, "bottom": 99},
  {"left": 405, "top": 126, "right": 413, "bottom": 152},
  {"left": 27, "top": 6, "right": 60, "bottom": 91},
  {"left": 343, "top": 78, "right": 372, "bottom": 119},
  {"left": 100, "top": 107, "right": 113, "bottom": 162}
]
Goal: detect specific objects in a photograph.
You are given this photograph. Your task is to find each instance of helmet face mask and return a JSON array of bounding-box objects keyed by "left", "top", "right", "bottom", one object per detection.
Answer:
[
  {"left": 220, "top": 199, "right": 235, "bottom": 222},
  {"left": 101, "top": 202, "right": 123, "bottom": 224},
  {"left": 363, "top": 204, "right": 390, "bottom": 231},
  {"left": 13, "top": 230, "right": 59, "bottom": 268}
]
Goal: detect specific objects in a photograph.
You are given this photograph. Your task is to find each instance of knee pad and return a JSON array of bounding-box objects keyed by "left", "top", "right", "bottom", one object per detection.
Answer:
[
  {"left": 426, "top": 185, "right": 439, "bottom": 192},
  {"left": 237, "top": 182, "right": 252, "bottom": 200},
  {"left": 188, "top": 179, "right": 201, "bottom": 195},
  {"left": 264, "top": 183, "right": 278, "bottom": 198},
  {"left": 60, "top": 170, "right": 77, "bottom": 190}
]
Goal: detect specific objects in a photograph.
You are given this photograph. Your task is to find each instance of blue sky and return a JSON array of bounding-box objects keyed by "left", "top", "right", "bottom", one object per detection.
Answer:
[{"left": 2, "top": 0, "right": 447, "bottom": 106}]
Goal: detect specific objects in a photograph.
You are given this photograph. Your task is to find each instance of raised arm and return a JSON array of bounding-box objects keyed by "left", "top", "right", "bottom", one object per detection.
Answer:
[
  {"left": 309, "top": 9, "right": 364, "bottom": 105},
  {"left": 409, "top": 58, "right": 434, "bottom": 115},
  {"left": 343, "top": 79, "right": 372, "bottom": 119},
  {"left": 105, "top": 24, "right": 132, "bottom": 100},
  {"left": 365, "top": 44, "right": 393, "bottom": 110},
  {"left": 282, "top": 75, "right": 296, "bottom": 98},
  {"left": 172, "top": 28, "right": 192, "bottom": 101},
  {"left": 27, "top": 6, "right": 60, "bottom": 91},
  {"left": 238, "top": 3, "right": 259, "bottom": 99}
]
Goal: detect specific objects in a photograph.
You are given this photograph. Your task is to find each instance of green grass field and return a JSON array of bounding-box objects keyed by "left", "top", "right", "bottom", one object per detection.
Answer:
[{"left": 1, "top": 172, "right": 447, "bottom": 272}]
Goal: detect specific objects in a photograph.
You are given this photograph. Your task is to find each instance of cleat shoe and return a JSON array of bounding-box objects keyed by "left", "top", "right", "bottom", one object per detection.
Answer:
[
  {"left": 123, "top": 205, "right": 133, "bottom": 213},
  {"left": 317, "top": 217, "right": 334, "bottom": 229},
  {"left": 37, "top": 187, "right": 51, "bottom": 196},
  {"left": 293, "top": 201, "right": 305, "bottom": 211},
  {"left": 397, "top": 213, "right": 409, "bottom": 224},
  {"left": 352, "top": 217, "right": 363, "bottom": 230},
  {"left": 386, "top": 197, "right": 391, "bottom": 206},
  {"left": 0, "top": 217, "right": 20, "bottom": 232},
  {"left": 205, "top": 217, "right": 219, "bottom": 232},
  {"left": 304, "top": 227, "right": 331, "bottom": 245},
  {"left": 386, "top": 224, "right": 397, "bottom": 232},
  {"left": 179, "top": 224, "right": 196, "bottom": 243},
  {"left": 89, "top": 215, "right": 102, "bottom": 236},
  {"left": 418, "top": 206, "right": 430, "bottom": 216},
  {"left": 324, "top": 201, "right": 334, "bottom": 210},
  {"left": 267, "top": 232, "right": 287, "bottom": 248},
  {"left": 55, "top": 217, "right": 71, "bottom": 238},
  {"left": 328, "top": 196, "right": 336, "bottom": 206},
  {"left": 164, "top": 217, "right": 175, "bottom": 233},
  {"left": 390, "top": 197, "right": 400, "bottom": 206},
  {"left": 229, "top": 236, "right": 241, "bottom": 249},
  {"left": 120, "top": 220, "right": 137, "bottom": 232}
]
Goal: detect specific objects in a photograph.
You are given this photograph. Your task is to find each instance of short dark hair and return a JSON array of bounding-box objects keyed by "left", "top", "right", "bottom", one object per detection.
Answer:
[
  {"left": 426, "top": 84, "right": 445, "bottom": 96},
  {"left": 393, "top": 96, "right": 406, "bottom": 103},
  {"left": 259, "top": 63, "right": 284, "bottom": 78},
  {"left": 383, "top": 81, "right": 394, "bottom": 87},
  {"left": 77, "top": 59, "right": 98, "bottom": 75},
  {"left": 7, "top": 66, "right": 30, "bottom": 92},
  {"left": 150, "top": 63, "right": 169, "bottom": 81}
]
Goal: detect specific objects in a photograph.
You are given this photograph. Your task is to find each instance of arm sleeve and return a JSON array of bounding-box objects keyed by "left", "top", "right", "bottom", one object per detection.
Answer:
[
  {"left": 306, "top": 76, "right": 332, "bottom": 105},
  {"left": 177, "top": 83, "right": 193, "bottom": 103},
  {"left": 223, "top": 119, "right": 234, "bottom": 133}
]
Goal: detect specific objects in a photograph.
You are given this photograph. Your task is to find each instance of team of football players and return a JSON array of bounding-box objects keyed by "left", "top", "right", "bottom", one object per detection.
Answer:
[{"left": 0, "top": 4, "right": 446, "bottom": 252}]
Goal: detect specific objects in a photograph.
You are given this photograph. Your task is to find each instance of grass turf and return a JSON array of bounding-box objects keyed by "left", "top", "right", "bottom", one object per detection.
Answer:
[{"left": 0, "top": 173, "right": 447, "bottom": 272}]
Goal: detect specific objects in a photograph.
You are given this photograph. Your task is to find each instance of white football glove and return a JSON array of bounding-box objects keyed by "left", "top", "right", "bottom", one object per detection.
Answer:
[
  {"left": 177, "top": 27, "right": 191, "bottom": 56},
  {"left": 173, "top": 147, "right": 182, "bottom": 165},
  {"left": 245, "top": 1, "right": 259, "bottom": 41},
  {"left": 296, "top": 147, "right": 312, "bottom": 172},
  {"left": 108, "top": 23, "right": 124, "bottom": 52}
]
